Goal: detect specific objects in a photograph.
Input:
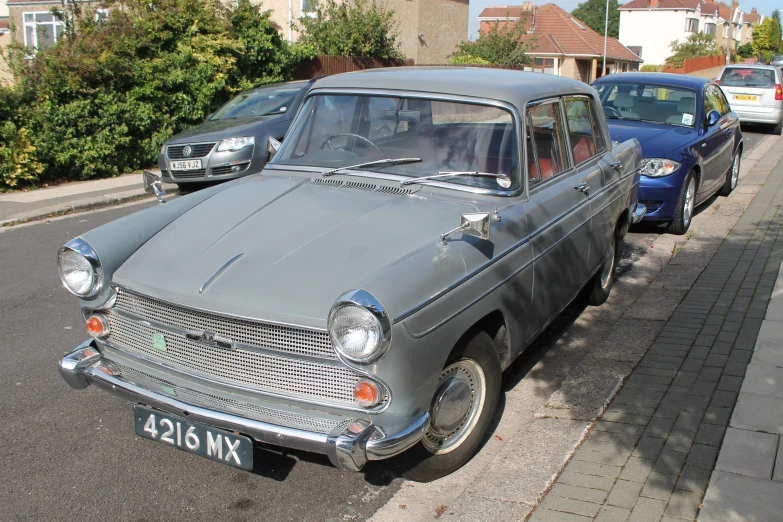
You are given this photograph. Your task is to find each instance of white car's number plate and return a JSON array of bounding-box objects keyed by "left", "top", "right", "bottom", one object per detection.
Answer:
[
  {"left": 133, "top": 405, "right": 253, "bottom": 470},
  {"left": 170, "top": 159, "right": 202, "bottom": 170}
]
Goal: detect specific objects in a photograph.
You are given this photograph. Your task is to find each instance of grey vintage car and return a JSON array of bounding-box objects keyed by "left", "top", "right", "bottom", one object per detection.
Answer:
[{"left": 57, "top": 68, "right": 644, "bottom": 482}]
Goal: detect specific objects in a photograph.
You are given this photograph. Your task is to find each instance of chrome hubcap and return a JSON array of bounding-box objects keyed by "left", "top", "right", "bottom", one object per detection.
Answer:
[
  {"left": 731, "top": 154, "right": 740, "bottom": 189},
  {"left": 600, "top": 240, "right": 616, "bottom": 289},
  {"left": 683, "top": 178, "right": 695, "bottom": 227},
  {"left": 423, "top": 359, "right": 486, "bottom": 455}
]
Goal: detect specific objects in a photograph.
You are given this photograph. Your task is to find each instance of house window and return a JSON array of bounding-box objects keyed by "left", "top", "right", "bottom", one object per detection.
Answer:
[
  {"left": 685, "top": 18, "right": 699, "bottom": 32},
  {"left": 95, "top": 9, "right": 109, "bottom": 22},
  {"left": 301, "top": 0, "right": 314, "bottom": 15},
  {"left": 704, "top": 23, "right": 716, "bottom": 35},
  {"left": 23, "top": 12, "right": 64, "bottom": 51}
]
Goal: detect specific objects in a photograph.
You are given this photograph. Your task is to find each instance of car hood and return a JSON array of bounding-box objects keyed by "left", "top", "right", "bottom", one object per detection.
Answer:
[
  {"left": 606, "top": 120, "right": 698, "bottom": 158},
  {"left": 113, "top": 173, "right": 477, "bottom": 327},
  {"left": 167, "top": 115, "right": 287, "bottom": 144}
]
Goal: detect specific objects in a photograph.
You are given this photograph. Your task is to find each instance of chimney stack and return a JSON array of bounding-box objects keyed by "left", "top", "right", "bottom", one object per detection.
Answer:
[
  {"left": 751, "top": 7, "right": 757, "bottom": 13},
  {"left": 522, "top": 1, "right": 533, "bottom": 10}
]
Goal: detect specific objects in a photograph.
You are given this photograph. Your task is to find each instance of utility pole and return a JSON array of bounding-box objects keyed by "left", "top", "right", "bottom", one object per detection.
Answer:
[{"left": 602, "top": 0, "right": 609, "bottom": 76}]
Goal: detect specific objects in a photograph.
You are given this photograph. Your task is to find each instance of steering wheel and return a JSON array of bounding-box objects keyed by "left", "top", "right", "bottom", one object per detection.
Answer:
[
  {"left": 603, "top": 106, "right": 622, "bottom": 119},
  {"left": 321, "top": 133, "right": 386, "bottom": 158}
]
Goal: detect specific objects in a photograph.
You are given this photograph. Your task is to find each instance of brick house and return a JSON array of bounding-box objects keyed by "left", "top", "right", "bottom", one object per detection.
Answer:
[
  {"left": 478, "top": 3, "right": 642, "bottom": 83},
  {"left": 260, "top": 0, "right": 470, "bottom": 64}
]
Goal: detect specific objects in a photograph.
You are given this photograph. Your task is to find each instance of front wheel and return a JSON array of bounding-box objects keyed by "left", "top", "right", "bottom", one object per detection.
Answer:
[
  {"left": 667, "top": 172, "right": 696, "bottom": 235},
  {"left": 719, "top": 150, "right": 740, "bottom": 197},
  {"left": 397, "top": 331, "right": 501, "bottom": 482}
]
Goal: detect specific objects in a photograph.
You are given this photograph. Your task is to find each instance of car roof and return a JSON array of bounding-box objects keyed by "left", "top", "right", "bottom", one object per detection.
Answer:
[
  {"left": 723, "top": 64, "right": 778, "bottom": 70},
  {"left": 593, "top": 72, "right": 709, "bottom": 90},
  {"left": 249, "top": 79, "right": 313, "bottom": 93},
  {"left": 310, "top": 67, "right": 596, "bottom": 109}
]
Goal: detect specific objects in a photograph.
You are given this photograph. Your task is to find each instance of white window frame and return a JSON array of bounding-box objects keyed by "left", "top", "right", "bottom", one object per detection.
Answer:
[
  {"left": 22, "top": 11, "right": 65, "bottom": 52},
  {"left": 301, "top": 0, "right": 316, "bottom": 17},
  {"left": 685, "top": 18, "right": 699, "bottom": 33},
  {"left": 95, "top": 8, "right": 109, "bottom": 22}
]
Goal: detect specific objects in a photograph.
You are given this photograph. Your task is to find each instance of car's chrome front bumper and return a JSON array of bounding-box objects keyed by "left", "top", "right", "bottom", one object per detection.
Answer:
[
  {"left": 59, "top": 341, "right": 429, "bottom": 472},
  {"left": 629, "top": 202, "right": 647, "bottom": 224}
]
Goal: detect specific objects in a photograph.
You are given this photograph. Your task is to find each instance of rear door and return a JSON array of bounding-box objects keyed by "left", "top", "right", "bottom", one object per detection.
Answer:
[
  {"left": 526, "top": 98, "right": 592, "bottom": 339},
  {"left": 719, "top": 67, "right": 778, "bottom": 116}
]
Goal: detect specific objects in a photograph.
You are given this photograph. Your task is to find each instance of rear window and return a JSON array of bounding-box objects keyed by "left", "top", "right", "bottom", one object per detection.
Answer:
[{"left": 720, "top": 68, "right": 776, "bottom": 88}]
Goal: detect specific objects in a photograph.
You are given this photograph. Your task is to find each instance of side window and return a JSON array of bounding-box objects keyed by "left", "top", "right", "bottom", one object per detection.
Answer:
[
  {"left": 703, "top": 86, "right": 718, "bottom": 119},
  {"left": 712, "top": 86, "right": 730, "bottom": 115},
  {"left": 527, "top": 101, "right": 570, "bottom": 184},
  {"left": 564, "top": 97, "right": 605, "bottom": 165}
]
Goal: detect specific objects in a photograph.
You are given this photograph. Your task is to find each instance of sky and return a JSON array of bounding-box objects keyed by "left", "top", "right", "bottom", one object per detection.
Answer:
[{"left": 467, "top": 0, "right": 783, "bottom": 40}]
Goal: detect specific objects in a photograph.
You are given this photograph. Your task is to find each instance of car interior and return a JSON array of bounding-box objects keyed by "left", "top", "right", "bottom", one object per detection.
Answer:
[
  {"left": 599, "top": 84, "right": 699, "bottom": 127},
  {"left": 720, "top": 68, "right": 776, "bottom": 88}
]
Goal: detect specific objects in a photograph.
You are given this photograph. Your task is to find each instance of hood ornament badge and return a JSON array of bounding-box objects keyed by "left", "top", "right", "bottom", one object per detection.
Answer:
[{"left": 199, "top": 253, "right": 244, "bottom": 294}]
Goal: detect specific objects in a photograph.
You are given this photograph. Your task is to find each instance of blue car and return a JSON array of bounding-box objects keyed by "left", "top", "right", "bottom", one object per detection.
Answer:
[{"left": 592, "top": 73, "right": 742, "bottom": 234}]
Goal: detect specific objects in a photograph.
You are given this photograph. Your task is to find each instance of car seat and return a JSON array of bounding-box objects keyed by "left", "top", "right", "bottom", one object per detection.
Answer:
[
  {"left": 666, "top": 96, "right": 696, "bottom": 124},
  {"left": 612, "top": 93, "right": 641, "bottom": 120}
]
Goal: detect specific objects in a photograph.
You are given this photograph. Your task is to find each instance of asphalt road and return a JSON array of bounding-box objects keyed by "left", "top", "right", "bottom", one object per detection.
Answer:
[{"left": 0, "top": 127, "right": 765, "bottom": 522}]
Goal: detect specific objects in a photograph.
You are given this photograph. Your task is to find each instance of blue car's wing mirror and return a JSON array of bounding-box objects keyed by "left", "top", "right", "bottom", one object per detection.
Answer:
[{"left": 706, "top": 110, "right": 721, "bottom": 127}]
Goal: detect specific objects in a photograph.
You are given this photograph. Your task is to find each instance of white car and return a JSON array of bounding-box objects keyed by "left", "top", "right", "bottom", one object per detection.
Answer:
[{"left": 717, "top": 64, "right": 783, "bottom": 134}]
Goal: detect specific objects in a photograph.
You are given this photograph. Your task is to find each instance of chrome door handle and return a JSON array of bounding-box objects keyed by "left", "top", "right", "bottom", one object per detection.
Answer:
[
  {"left": 609, "top": 160, "right": 623, "bottom": 171},
  {"left": 726, "top": 129, "right": 732, "bottom": 135},
  {"left": 573, "top": 182, "right": 590, "bottom": 195}
]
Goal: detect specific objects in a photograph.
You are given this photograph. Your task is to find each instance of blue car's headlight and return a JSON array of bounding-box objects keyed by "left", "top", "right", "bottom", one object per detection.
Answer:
[{"left": 640, "top": 158, "right": 681, "bottom": 177}]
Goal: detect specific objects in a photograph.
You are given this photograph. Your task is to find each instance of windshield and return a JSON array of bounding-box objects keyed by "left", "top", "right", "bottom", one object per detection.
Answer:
[
  {"left": 594, "top": 83, "right": 698, "bottom": 127},
  {"left": 719, "top": 67, "right": 776, "bottom": 88},
  {"left": 210, "top": 85, "right": 302, "bottom": 120},
  {"left": 270, "top": 94, "right": 520, "bottom": 191}
]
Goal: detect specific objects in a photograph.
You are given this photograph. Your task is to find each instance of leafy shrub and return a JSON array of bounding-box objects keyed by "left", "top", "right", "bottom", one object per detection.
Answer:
[
  {"left": 0, "top": 0, "right": 313, "bottom": 190},
  {"left": 296, "top": 0, "right": 402, "bottom": 60},
  {"left": 640, "top": 64, "right": 664, "bottom": 72},
  {"left": 665, "top": 33, "right": 720, "bottom": 65},
  {"left": 0, "top": 87, "right": 44, "bottom": 188},
  {"left": 451, "top": 19, "right": 535, "bottom": 65},
  {"left": 449, "top": 55, "right": 491, "bottom": 65}
]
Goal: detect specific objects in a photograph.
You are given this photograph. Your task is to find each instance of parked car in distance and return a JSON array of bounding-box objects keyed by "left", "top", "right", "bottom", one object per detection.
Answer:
[
  {"left": 769, "top": 55, "right": 783, "bottom": 68},
  {"left": 158, "top": 78, "right": 319, "bottom": 191},
  {"left": 593, "top": 73, "right": 742, "bottom": 234},
  {"left": 58, "top": 68, "right": 644, "bottom": 482},
  {"left": 716, "top": 64, "right": 783, "bottom": 135}
]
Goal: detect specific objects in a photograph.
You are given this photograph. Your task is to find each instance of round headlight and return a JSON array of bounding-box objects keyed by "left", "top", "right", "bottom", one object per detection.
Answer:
[
  {"left": 57, "top": 238, "right": 102, "bottom": 297},
  {"left": 328, "top": 290, "right": 391, "bottom": 363}
]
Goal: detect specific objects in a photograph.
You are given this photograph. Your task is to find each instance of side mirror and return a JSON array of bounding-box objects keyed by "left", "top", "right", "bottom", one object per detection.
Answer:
[
  {"left": 441, "top": 213, "right": 491, "bottom": 243},
  {"left": 706, "top": 110, "right": 721, "bottom": 127},
  {"left": 143, "top": 170, "right": 166, "bottom": 204},
  {"left": 267, "top": 136, "right": 282, "bottom": 160}
]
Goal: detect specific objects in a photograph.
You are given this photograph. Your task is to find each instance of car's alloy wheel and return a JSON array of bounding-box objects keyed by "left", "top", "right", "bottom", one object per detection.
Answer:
[
  {"left": 668, "top": 172, "right": 696, "bottom": 235},
  {"left": 719, "top": 152, "right": 740, "bottom": 196}
]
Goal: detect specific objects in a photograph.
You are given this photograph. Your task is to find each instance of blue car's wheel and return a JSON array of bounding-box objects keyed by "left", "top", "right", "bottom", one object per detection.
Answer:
[{"left": 667, "top": 172, "right": 696, "bottom": 235}]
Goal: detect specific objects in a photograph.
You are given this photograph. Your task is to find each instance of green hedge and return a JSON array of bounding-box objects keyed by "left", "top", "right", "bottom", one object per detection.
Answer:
[{"left": 0, "top": 0, "right": 314, "bottom": 190}]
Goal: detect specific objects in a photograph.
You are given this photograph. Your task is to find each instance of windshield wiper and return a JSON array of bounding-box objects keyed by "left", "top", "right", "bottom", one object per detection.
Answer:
[
  {"left": 400, "top": 171, "right": 511, "bottom": 187},
  {"left": 322, "top": 158, "right": 422, "bottom": 177}
]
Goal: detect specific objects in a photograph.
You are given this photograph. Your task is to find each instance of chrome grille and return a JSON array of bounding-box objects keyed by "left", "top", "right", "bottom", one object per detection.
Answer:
[
  {"left": 106, "top": 314, "right": 361, "bottom": 404},
  {"left": 170, "top": 169, "right": 207, "bottom": 179},
  {"left": 114, "top": 290, "right": 335, "bottom": 360},
  {"left": 116, "top": 364, "right": 343, "bottom": 433},
  {"left": 167, "top": 143, "right": 216, "bottom": 159}
]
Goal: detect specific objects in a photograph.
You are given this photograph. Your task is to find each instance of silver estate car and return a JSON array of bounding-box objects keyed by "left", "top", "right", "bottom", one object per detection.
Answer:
[
  {"left": 57, "top": 68, "right": 644, "bottom": 482},
  {"left": 717, "top": 64, "right": 783, "bottom": 134}
]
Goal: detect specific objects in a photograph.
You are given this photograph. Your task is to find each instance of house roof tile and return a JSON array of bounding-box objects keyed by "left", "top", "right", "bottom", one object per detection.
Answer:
[
  {"left": 478, "top": 6, "right": 532, "bottom": 19},
  {"left": 620, "top": 0, "right": 699, "bottom": 10},
  {"left": 528, "top": 4, "right": 642, "bottom": 62}
]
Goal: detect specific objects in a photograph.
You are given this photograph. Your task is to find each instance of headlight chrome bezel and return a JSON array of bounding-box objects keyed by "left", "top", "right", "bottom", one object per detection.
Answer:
[
  {"left": 328, "top": 289, "right": 392, "bottom": 364},
  {"left": 217, "top": 136, "right": 255, "bottom": 152},
  {"left": 640, "top": 158, "right": 682, "bottom": 177},
  {"left": 57, "top": 238, "right": 103, "bottom": 298}
]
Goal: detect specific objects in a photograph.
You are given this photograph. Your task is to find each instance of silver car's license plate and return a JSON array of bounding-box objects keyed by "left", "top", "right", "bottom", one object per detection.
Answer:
[
  {"left": 170, "top": 159, "right": 202, "bottom": 170},
  {"left": 133, "top": 405, "right": 253, "bottom": 470}
]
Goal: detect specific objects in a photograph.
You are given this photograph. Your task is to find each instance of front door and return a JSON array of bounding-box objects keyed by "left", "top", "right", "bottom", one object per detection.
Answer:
[
  {"left": 700, "top": 84, "right": 735, "bottom": 195},
  {"left": 525, "top": 99, "right": 592, "bottom": 341}
]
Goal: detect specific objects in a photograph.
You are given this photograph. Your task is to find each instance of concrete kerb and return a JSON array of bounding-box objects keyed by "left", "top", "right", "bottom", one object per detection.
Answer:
[
  {"left": 369, "top": 133, "right": 782, "bottom": 522},
  {"left": 0, "top": 191, "right": 154, "bottom": 227}
]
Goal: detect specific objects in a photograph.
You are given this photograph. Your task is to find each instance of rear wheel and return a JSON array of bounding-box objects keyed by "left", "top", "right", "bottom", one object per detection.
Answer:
[
  {"left": 719, "top": 150, "right": 740, "bottom": 197},
  {"left": 667, "top": 172, "right": 696, "bottom": 235},
  {"left": 397, "top": 331, "right": 501, "bottom": 483},
  {"left": 771, "top": 121, "right": 783, "bottom": 136},
  {"left": 587, "top": 233, "right": 617, "bottom": 306}
]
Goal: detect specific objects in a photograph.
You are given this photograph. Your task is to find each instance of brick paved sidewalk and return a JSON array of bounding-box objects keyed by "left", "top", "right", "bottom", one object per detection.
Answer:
[{"left": 528, "top": 157, "right": 783, "bottom": 520}]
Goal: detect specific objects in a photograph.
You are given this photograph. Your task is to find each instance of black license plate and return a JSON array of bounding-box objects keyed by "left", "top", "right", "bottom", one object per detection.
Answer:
[{"left": 133, "top": 405, "right": 253, "bottom": 470}]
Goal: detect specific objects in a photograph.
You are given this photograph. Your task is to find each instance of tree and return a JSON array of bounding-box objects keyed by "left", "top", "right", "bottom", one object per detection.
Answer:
[
  {"left": 295, "top": 0, "right": 402, "bottom": 60},
  {"left": 450, "top": 19, "right": 536, "bottom": 65},
  {"left": 773, "top": 9, "right": 782, "bottom": 43},
  {"left": 571, "top": 0, "right": 621, "bottom": 39},
  {"left": 752, "top": 17, "right": 782, "bottom": 61},
  {"left": 737, "top": 42, "right": 755, "bottom": 59},
  {"left": 665, "top": 32, "right": 720, "bottom": 64}
]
